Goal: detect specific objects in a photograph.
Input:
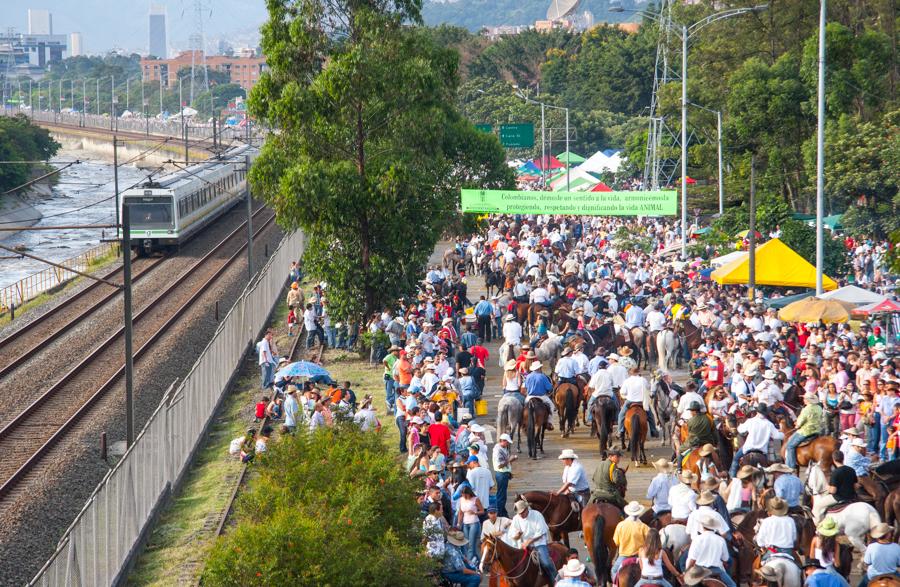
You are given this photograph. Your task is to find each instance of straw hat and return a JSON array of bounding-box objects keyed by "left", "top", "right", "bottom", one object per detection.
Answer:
[
  {"left": 699, "top": 512, "right": 720, "bottom": 530},
  {"left": 618, "top": 346, "right": 633, "bottom": 357},
  {"left": 530, "top": 361, "right": 543, "bottom": 372},
  {"left": 700, "top": 477, "right": 720, "bottom": 491},
  {"left": 680, "top": 471, "right": 697, "bottom": 484},
  {"left": 736, "top": 465, "right": 757, "bottom": 480},
  {"left": 872, "top": 523, "right": 893, "bottom": 540},
  {"left": 803, "top": 392, "right": 820, "bottom": 404},
  {"left": 561, "top": 347, "right": 573, "bottom": 357},
  {"left": 699, "top": 443, "right": 715, "bottom": 457},
  {"left": 765, "top": 463, "right": 794, "bottom": 474},
  {"left": 768, "top": 497, "right": 788, "bottom": 516},
  {"left": 447, "top": 530, "right": 469, "bottom": 546},
  {"left": 560, "top": 559, "right": 587, "bottom": 578},
  {"left": 683, "top": 566, "right": 712, "bottom": 586},
  {"left": 624, "top": 501, "right": 646, "bottom": 517},
  {"left": 558, "top": 449, "right": 579, "bottom": 460},
  {"left": 816, "top": 517, "right": 839, "bottom": 537},
  {"left": 514, "top": 499, "right": 530, "bottom": 513},
  {"left": 504, "top": 359, "right": 518, "bottom": 370},
  {"left": 696, "top": 490, "right": 716, "bottom": 506},
  {"left": 652, "top": 458, "right": 673, "bottom": 473},
  {"left": 763, "top": 370, "right": 777, "bottom": 380},
  {"left": 504, "top": 314, "right": 516, "bottom": 322}
]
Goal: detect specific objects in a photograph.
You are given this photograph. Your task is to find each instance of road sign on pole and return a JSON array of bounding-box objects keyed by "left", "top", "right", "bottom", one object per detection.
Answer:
[{"left": 499, "top": 123, "right": 535, "bottom": 148}]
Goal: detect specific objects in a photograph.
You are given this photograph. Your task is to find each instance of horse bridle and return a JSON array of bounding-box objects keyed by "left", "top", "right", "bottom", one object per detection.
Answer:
[
  {"left": 481, "top": 536, "right": 533, "bottom": 580},
  {"left": 532, "top": 493, "right": 579, "bottom": 529}
]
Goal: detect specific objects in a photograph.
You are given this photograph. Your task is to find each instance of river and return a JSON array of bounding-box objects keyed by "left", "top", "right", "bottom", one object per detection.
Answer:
[{"left": 0, "top": 147, "right": 148, "bottom": 289}]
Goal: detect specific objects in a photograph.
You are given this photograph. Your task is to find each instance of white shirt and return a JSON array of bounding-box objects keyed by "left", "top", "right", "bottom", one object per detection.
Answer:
[
  {"left": 686, "top": 505, "right": 729, "bottom": 538},
  {"left": 503, "top": 320, "right": 523, "bottom": 345},
  {"left": 646, "top": 311, "right": 666, "bottom": 332},
  {"left": 256, "top": 338, "right": 273, "bottom": 365},
  {"left": 304, "top": 308, "right": 318, "bottom": 331},
  {"left": 625, "top": 304, "right": 644, "bottom": 328},
  {"left": 555, "top": 356, "right": 578, "bottom": 379},
  {"left": 530, "top": 287, "right": 550, "bottom": 303},
  {"left": 736, "top": 414, "right": 784, "bottom": 452},
  {"left": 572, "top": 351, "right": 589, "bottom": 375},
  {"left": 755, "top": 515, "right": 796, "bottom": 549},
  {"left": 353, "top": 408, "right": 379, "bottom": 432},
  {"left": 467, "top": 466, "right": 494, "bottom": 507},
  {"left": 508, "top": 509, "right": 550, "bottom": 548},
  {"left": 688, "top": 531, "right": 730, "bottom": 567},
  {"left": 608, "top": 363, "right": 628, "bottom": 388},
  {"left": 563, "top": 461, "right": 590, "bottom": 492},
  {"left": 677, "top": 392, "right": 706, "bottom": 416},
  {"left": 668, "top": 483, "right": 697, "bottom": 520},
  {"left": 482, "top": 516, "right": 512, "bottom": 540},
  {"left": 621, "top": 375, "right": 648, "bottom": 403},
  {"left": 755, "top": 381, "right": 784, "bottom": 405},
  {"left": 588, "top": 369, "right": 614, "bottom": 398}
]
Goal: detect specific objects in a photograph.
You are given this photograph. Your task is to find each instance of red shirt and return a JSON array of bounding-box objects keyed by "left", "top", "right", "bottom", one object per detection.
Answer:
[
  {"left": 255, "top": 401, "right": 267, "bottom": 419},
  {"left": 429, "top": 422, "right": 452, "bottom": 456},
  {"left": 470, "top": 345, "right": 489, "bottom": 368}
]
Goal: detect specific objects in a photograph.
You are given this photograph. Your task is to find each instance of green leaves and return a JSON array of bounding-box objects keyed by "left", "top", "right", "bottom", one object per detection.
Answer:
[{"left": 0, "top": 115, "right": 60, "bottom": 193}]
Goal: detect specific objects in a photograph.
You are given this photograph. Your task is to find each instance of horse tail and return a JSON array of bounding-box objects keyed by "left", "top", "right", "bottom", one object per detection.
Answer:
[
  {"left": 592, "top": 512, "right": 607, "bottom": 586},
  {"left": 597, "top": 401, "right": 608, "bottom": 454},
  {"left": 497, "top": 400, "right": 506, "bottom": 436},
  {"left": 630, "top": 411, "right": 641, "bottom": 460},
  {"left": 868, "top": 509, "right": 881, "bottom": 531},
  {"left": 566, "top": 386, "right": 577, "bottom": 431},
  {"left": 527, "top": 401, "right": 536, "bottom": 457}
]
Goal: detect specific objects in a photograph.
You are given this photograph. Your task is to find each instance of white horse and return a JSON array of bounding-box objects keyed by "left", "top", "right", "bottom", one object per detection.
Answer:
[
  {"left": 656, "top": 328, "right": 677, "bottom": 371},
  {"left": 807, "top": 463, "right": 881, "bottom": 555},
  {"left": 758, "top": 556, "right": 803, "bottom": 587},
  {"left": 535, "top": 331, "right": 563, "bottom": 371},
  {"left": 496, "top": 394, "right": 523, "bottom": 453},
  {"left": 660, "top": 523, "right": 689, "bottom": 556}
]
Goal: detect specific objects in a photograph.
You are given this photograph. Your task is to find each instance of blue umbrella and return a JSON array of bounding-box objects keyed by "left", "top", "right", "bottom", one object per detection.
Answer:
[{"left": 276, "top": 361, "right": 333, "bottom": 383}]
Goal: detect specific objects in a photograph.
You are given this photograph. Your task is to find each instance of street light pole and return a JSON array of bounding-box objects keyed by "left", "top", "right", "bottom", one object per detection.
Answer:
[
  {"left": 565, "top": 107, "right": 570, "bottom": 191},
  {"left": 681, "top": 24, "right": 688, "bottom": 259},
  {"left": 717, "top": 110, "right": 724, "bottom": 215},
  {"left": 541, "top": 102, "right": 546, "bottom": 187},
  {"left": 815, "top": 0, "right": 826, "bottom": 295}
]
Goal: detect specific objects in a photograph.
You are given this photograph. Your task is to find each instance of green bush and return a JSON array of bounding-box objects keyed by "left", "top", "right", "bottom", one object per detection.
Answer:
[{"left": 203, "top": 425, "right": 434, "bottom": 586}]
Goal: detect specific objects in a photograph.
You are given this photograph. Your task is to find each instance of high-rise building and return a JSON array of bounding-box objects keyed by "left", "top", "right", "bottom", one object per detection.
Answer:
[
  {"left": 70, "top": 32, "right": 83, "bottom": 57},
  {"left": 148, "top": 4, "right": 167, "bottom": 58},
  {"left": 27, "top": 9, "right": 52, "bottom": 35}
]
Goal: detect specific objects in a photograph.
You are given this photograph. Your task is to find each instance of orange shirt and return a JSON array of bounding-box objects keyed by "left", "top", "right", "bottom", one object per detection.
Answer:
[{"left": 397, "top": 358, "right": 413, "bottom": 385}]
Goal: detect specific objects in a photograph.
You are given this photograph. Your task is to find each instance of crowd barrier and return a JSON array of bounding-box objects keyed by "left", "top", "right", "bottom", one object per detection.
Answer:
[{"left": 29, "top": 229, "right": 304, "bottom": 586}]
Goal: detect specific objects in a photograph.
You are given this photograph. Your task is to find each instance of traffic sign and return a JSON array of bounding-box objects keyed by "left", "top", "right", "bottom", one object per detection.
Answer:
[
  {"left": 499, "top": 123, "right": 535, "bottom": 148},
  {"left": 475, "top": 123, "right": 493, "bottom": 133}
]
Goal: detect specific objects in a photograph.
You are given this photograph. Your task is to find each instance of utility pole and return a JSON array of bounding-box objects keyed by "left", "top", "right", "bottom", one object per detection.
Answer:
[
  {"left": 717, "top": 111, "right": 724, "bottom": 215},
  {"left": 81, "top": 79, "right": 86, "bottom": 127},
  {"left": 815, "top": 0, "right": 826, "bottom": 295},
  {"left": 245, "top": 155, "right": 253, "bottom": 280},
  {"left": 159, "top": 75, "right": 163, "bottom": 117},
  {"left": 126, "top": 77, "right": 130, "bottom": 113},
  {"left": 96, "top": 78, "right": 100, "bottom": 116},
  {"left": 184, "top": 122, "right": 189, "bottom": 164},
  {"left": 540, "top": 102, "right": 546, "bottom": 187},
  {"left": 680, "top": 24, "right": 688, "bottom": 260},
  {"left": 748, "top": 155, "right": 757, "bottom": 300},
  {"left": 113, "top": 136, "right": 121, "bottom": 236},
  {"left": 122, "top": 204, "right": 134, "bottom": 447},
  {"left": 28, "top": 79, "right": 32, "bottom": 117},
  {"left": 110, "top": 75, "right": 116, "bottom": 131},
  {"left": 565, "top": 108, "right": 570, "bottom": 191}
]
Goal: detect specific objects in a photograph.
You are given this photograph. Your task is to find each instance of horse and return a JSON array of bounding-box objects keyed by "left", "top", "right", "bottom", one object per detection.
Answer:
[
  {"left": 650, "top": 371, "right": 676, "bottom": 447},
  {"left": 806, "top": 463, "right": 881, "bottom": 555},
  {"left": 519, "top": 491, "right": 582, "bottom": 546},
  {"left": 682, "top": 447, "right": 725, "bottom": 488},
  {"left": 629, "top": 326, "right": 647, "bottom": 371},
  {"left": 479, "top": 533, "right": 568, "bottom": 587},
  {"left": 622, "top": 404, "right": 649, "bottom": 466},
  {"left": 484, "top": 270, "right": 504, "bottom": 298},
  {"left": 660, "top": 523, "right": 689, "bottom": 558},
  {"left": 534, "top": 332, "right": 564, "bottom": 371},
  {"left": 524, "top": 397, "right": 549, "bottom": 459},
  {"left": 553, "top": 382, "right": 579, "bottom": 438},
  {"left": 869, "top": 576, "right": 900, "bottom": 587},
  {"left": 777, "top": 420, "right": 838, "bottom": 474},
  {"left": 615, "top": 558, "right": 642, "bottom": 587},
  {"left": 582, "top": 502, "right": 622, "bottom": 587},
  {"left": 656, "top": 328, "right": 678, "bottom": 371},
  {"left": 591, "top": 396, "right": 618, "bottom": 459},
  {"left": 497, "top": 394, "right": 524, "bottom": 453},
  {"left": 754, "top": 556, "right": 803, "bottom": 587},
  {"left": 443, "top": 247, "right": 462, "bottom": 271}
]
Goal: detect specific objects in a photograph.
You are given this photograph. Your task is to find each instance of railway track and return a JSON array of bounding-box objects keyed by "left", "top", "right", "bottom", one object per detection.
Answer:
[{"left": 0, "top": 210, "right": 278, "bottom": 500}]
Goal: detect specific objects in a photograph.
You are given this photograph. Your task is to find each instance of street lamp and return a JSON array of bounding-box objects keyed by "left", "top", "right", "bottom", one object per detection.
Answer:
[
  {"left": 611, "top": 2, "right": 768, "bottom": 258},
  {"left": 514, "top": 89, "right": 571, "bottom": 191},
  {"left": 688, "top": 102, "right": 724, "bottom": 216},
  {"left": 814, "top": 0, "right": 826, "bottom": 295}
]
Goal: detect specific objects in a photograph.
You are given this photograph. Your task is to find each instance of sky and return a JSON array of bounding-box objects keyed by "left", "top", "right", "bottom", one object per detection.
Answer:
[{"left": 5, "top": 1, "right": 269, "bottom": 55}]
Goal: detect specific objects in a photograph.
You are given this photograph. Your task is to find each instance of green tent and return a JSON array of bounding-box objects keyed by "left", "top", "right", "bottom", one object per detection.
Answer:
[
  {"left": 823, "top": 214, "right": 843, "bottom": 230},
  {"left": 763, "top": 291, "right": 814, "bottom": 309},
  {"left": 556, "top": 151, "right": 585, "bottom": 165}
]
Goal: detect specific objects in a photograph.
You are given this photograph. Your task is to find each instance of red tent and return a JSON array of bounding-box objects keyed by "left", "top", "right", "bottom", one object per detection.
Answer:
[
  {"left": 590, "top": 182, "right": 613, "bottom": 192},
  {"left": 534, "top": 155, "right": 565, "bottom": 171},
  {"left": 853, "top": 298, "right": 900, "bottom": 316},
  {"left": 685, "top": 176, "right": 697, "bottom": 185}
]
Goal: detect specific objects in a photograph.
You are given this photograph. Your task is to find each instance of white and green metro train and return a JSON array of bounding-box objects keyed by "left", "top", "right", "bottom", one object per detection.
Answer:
[{"left": 118, "top": 145, "right": 256, "bottom": 255}]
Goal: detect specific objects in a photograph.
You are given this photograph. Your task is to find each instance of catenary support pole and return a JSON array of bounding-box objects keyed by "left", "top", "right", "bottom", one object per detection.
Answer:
[
  {"left": 245, "top": 155, "right": 253, "bottom": 280},
  {"left": 815, "top": 0, "right": 826, "bottom": 295},
  {"left": 565, "top": 108, "right": 570, "bottom": 192},
  {"left": 748, "top": 155, "right": 757, "bottom": 300},
  {"left": 681, "top": 24, "right": 689, "bottom": 260},
  {"left": 717, "top": 111, "right": 724, "bottom": 216},
  {"left": 122, "top": 204, "right": 134, "bottom": 447}
]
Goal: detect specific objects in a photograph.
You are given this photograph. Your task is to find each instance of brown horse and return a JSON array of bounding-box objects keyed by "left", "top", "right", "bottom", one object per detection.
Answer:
[
  {"left": 553, "top": 382, "right": 579, "bottom": 438},
  {"left": 524, "top": 397, "right": 549, "bottom": 459},
  {"left": 622, "top": 404, "right": 649, "bottom": 465},
  {"left": 682, "top": 448, "right": 725, "bottom": 490},
  {"left": 479, "top": 534, "right": 568, "bottom": 586},
  {"left": 591, "top": 396, "right": 618, "bottom": 459},
  {"left": 883, "top": 486, "right": 900, "bottom": 536},
  {"left": 778, "top": 420, "right": 838, "bottom": 473},
  {"left": 868, "top": 576, "right": 900, "bottom": 587},
  {"left": 519, "top": 491, "right": 582, "bottom": 546},
  {"left": 582, "top": 502, "right": 622, "bottom": 587},
  {"left": 616, "top": 558, "right": 642, "bottom": 587}
]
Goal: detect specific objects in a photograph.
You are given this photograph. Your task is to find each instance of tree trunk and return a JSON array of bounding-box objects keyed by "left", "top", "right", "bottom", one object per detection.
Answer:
[{"left": 355, "top": 101, "right": 375, "bottom": 319}]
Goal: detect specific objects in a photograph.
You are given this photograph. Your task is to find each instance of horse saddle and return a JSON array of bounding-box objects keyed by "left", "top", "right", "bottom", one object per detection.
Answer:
[
  {"left": 795, "top": 434, "right": 821, "bottom": 449},
  {"left": 825, "top": 500, "right": 855, "bottom": 514}
]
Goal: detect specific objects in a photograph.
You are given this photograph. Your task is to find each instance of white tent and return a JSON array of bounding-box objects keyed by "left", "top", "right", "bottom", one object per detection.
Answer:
[
  {"left": 710, "top": 250, "right": 747, "bottom": 267},
  {"left": 549, "top": 167, "right": 599, "bottom": 190},
  {"left": 578, "top": 151, "right": 614, "bottom": 174},
  {"left": 819, "top": 285, "right": 887, "bottom": 305}
]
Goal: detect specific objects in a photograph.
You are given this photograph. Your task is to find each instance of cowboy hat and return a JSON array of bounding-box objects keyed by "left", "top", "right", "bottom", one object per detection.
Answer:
[
  {"left": 700, "top": 477, "right": 720, "bottom": 491},
  {"left": 699, "top": 512, "right": 720, "bottom": 530},
  {"left": 608, "top": 353, "right": 620, "bottom": 361},
  {"left": 618, "top": 346, "right": 634, "bottom": 357},
  {"left": 504, "top": 314, "right": 516, "bottom": 322},
  {"left": 560, "top": 559, "right": 587, "bottom": 578},
  {"left": 530, "top": 361, "right": 543, "bottom": 371},
  {"left": 504, "top": 359, "right": 518, "bottom": 370},
  {"left": 871, "top": 523, "right": 893, "bottom": 540},
  {"left": 538, "top": 310, "right": 550, "bottom": 317},
  {"left": 652, "top": 458, "right": 674, "bottom": 473},
  {"left": 803, "top": 392, "right": 820, "bottom": 404},
  {"left": 442, "top": 318, "right": 453, "bottom": 325},
  {"left": 526, "top": 350, "right": 537, "bottom": 359},
  {"left": 683, "top": 566, "right": 712, "bottom": 586},
  {"left": 558, "top": 449, "right": 579, "bottom": 460},
  {"left": 851, "top": 438, "right": 867, "bottom": 448},
  {"left": 680, "top": 471, "right": 697, "bottom": 484},
  {"left": 816, "top": 517, "right": 839, "bottom": 537},
  {"left": 699, "top": 443, "right": 715, "bottom": 457},
  {"left": 561, "top": 347, "right": 573, "bottom": 357},
  {"left": 696, "top": 490, "right": 716, "bottom": 506},
  {"left": 688, "top": 402, "right": 703, "bottom": 412},
  {"left": 388, "top": 345, "right": 402, "bottom": 352},
  {"left": 469, "top": 423, "right": 485, "bottom": 434},
  {"left": 842, "top": 427, "right": 862, "bottom": 437},
  {"left": 763, "top": 370, "right": 777, "bottom": 380},
  {"left": 514, "top": 499, "right": 530, "bottom": 513},
  {"left": 768, "top": 497, "right": 788, "bottom": 516},
  {"left": 499, "top": 433, "right": 512, "bottom": 443},
  {"left": 765, "top": 463, "right": 794, "bottom": 474},
  {"left": 736, "top": 465, "right": 757, "bottom": 480},
  {"left": 801, "top": 558, "right": 824, "bottom": 570},
  {"left": 447, "top": 530, "right": 469, "bottom": 546},
  {"left": 624, "top": 501, "right": 646, "bottom": 517}
]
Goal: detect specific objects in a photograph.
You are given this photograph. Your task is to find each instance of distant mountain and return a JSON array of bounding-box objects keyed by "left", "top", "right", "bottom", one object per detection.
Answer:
[{"left": 422, "top": 0, "right": 641, "bottom": 31}]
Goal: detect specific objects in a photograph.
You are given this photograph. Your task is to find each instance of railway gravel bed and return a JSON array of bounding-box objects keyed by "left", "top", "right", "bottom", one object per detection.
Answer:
[{"left": 0, "top": 202, "right": 286, "bottom": 586}]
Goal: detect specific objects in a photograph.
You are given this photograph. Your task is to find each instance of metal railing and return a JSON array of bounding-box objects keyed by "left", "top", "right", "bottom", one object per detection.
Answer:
[
  {"left": 29, "top": 229, "right": 305, "bottom": 586},
  {"left": 0, "top": 241, "right": 121, "bottom": 312},
  {"left": 1, "top": 107, "right": 260, "bottom": 142}
]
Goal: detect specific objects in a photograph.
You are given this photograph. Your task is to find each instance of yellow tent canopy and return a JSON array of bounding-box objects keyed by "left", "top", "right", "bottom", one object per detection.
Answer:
[
  {"left": 710, "top": 238, "right": 837, "bottom": 290},
  {"left": 778, "top": 297, "right": 854, "bottom": 324}
]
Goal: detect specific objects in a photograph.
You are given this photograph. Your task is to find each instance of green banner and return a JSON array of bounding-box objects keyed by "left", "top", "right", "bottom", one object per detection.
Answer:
[{"left": 460, "top": 189, "right": 678, "bottom": 216}]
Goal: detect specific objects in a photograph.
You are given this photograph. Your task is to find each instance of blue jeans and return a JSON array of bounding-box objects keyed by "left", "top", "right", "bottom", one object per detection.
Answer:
[
  {"left": 636, "top": 579, "right": 673, "bottom": 587},
  {"left": 534, "top": 544, "right": 559, "bottom": 582},
  {"left": 462, "top": 521, "right": 481, "bottom": 562},
  {"left": 495, "top": 471, "right": 512, "bottom": 517},
  {"left": 306, "top": 327, "right": 325, "bottom": 349},
  {"left": 396, "top": 416, "right": 407, "bottom": 453},
  {"left": 730, "top": 447, "right": 746, "bottom": 477},
  {"left": 785, "top": 432, "right": 813, "bottom": 469},
  {"left": 463, "top": 394, "right": 476, "bottom": 418},
  {"left": 880, "top": 420, "right": 892, "bottom": 461},
  {"left": 617, "top": 401, "right": 658, "bottom": 435},
  {"left": 385, "top": 378, "right": 396, "bottom": 412},
  {"left": 703, "top": 566, "right": 737, "bottom": 587},
  {"left": 442, "top": 571, "right": 481, "bottom": 587},
  {"left": 867, "top": 413, "right": 881, "bottom": 453},
  {"left": 260, "top": 362, "right": 274, "bottom": 389},
  {"left": 325, "top": 326, "right": 337, "bottom": 348}
]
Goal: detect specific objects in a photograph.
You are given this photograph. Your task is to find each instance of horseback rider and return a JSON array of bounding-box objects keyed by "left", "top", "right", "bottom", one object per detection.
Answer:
[
  {"left": 525, "top": 360, "right": 557, "bottom": 426},
  {"left": 508, "top": 499, "right": 559, "bottom": 584},
  {"left": 647, "top": 458, "right": 679, "bottom": 518},
  {"left": 763, "top": 463, "right": 804, "bottom": 515},
  {"left": 553, "top": 449, "right": 591, "bottom": 508},
  {"left": 668, "top": 471, "right": 698, "bottom": 524},
  {"left": 785, "top": 392, "right": 825, "bottom": 471},
  {"left": 586, "top": 363, "right": 618, "bottom": 424},
  {"left": 755, "top": 497, "right": 797, "bottom": 561},
  {"left": 617, "top": 367, "right": 659, "bottom": 438},
  {"left": 685, "top": 402, "right": 716, "bottom": 450},
  {"left": 590, "top": 448, "right": 626, "bottom": 509},
  {"left": 846, "top": 438, "right": 886, "bottom": 505},
  {"left": 555, "top": 347, "right": 578, "bottom": 385},
  {"left": 730, "top": 403, "right": 784, "bottom": 477},
  {"left": 512, "top": 277, "right": 530, "bottom": 305}
]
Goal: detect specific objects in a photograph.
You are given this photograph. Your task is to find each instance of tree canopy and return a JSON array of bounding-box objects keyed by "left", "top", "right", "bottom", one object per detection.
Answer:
[{"left": 0, "top": 115, "right": 60, "bottom": 194}]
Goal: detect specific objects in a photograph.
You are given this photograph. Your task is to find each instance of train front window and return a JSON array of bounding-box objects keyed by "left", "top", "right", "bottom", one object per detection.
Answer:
[{"left": 126, "top": 202, "right": 173, "bottom": 229}]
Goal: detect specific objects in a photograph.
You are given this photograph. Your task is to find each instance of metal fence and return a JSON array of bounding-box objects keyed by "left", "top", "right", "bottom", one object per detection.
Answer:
[
  {"left": 0, "top": 241, "right": 120, "bottom": 312},
  {"left": 1, "top": 107, "right": 259, "bottom": 142},
  {"left": 29, "top": 229, "right": 305, "bottom": 586}
]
